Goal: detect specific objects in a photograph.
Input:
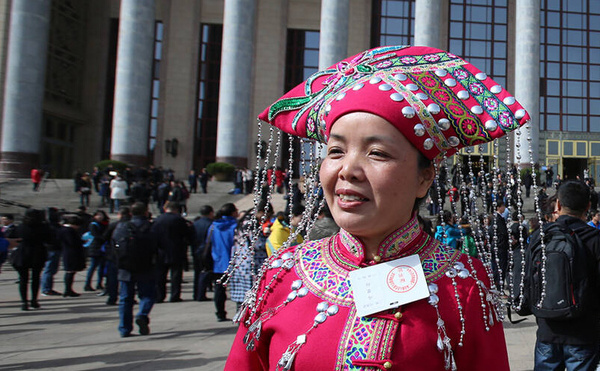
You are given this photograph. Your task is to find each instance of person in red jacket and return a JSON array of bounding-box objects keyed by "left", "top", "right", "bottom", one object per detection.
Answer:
[
  {"left": 31, "top": 168, "right": 43, "bottom": 192},
  {"left": 225, "top": 46, "right": 529, "bottom": 370}
]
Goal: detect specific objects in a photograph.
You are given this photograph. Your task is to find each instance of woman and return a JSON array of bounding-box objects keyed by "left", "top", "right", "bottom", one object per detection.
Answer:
[
  {"left": 58, "top": 215, "right": 86, "bottom": 297},
  {"left": 83, "top": 210, "right": 109, "bottom": 291},
  {"left": 12, "top": 209, "right": 51, "bottom": 310},
  {"left": 434, "top": 210, "right": 463, "bottom": 249},
  {"left": 225, "top": 46, "right": 529, "bottom": 370},
  {"left": 78, "top": 173, "right": 93, "bottom": 207},
  {"left": 109, "top": 174, "right": 128, "bottom": 213}
]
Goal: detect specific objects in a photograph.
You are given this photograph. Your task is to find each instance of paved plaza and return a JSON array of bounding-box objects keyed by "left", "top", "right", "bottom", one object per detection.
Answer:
[{"left": 0, "top": 178, "right": 537, "bottom": 370}]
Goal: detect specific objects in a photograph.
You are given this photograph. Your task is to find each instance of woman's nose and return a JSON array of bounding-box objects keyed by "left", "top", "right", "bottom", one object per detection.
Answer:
[{"left": 338, "top": 153, "right": 363, "bottom": 181}]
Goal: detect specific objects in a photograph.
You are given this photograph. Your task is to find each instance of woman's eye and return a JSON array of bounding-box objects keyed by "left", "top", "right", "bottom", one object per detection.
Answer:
[{"left": 370, "top": 150, "right": 388, "bottom": 158}]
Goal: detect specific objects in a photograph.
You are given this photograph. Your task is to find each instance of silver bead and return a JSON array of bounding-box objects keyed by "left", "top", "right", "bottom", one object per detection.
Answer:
[
  {"left": 503, "top": 96, "right": 516, "bottom": 105},
  {"left": 297, "top": 287, "right": 309, "bottom": 297},
  {"left": 423, "top": 138, "right": 434, "bottom": 150},
  {"left": 414, "top": 124, "right": 426, "bottom": 137},
  {"left": 475, "top": 72, "right": 487, "bottom": 80},
  {"left": 291, "top": 279, "right": 303, "bottom": 290},
  {"left": 379, "top": 84, "right": 392, "bottom": 91},
  {"left": 369, "top": 76, "right": 382, "bottom": 84},
  {"left": 270, "top": 259, "right": 283, "bottom": 268},
  {"left": 326, "top": 305, "right": 339, "bottom": 316},
  {"left": 325, "top": 104, "right": 331, "bottom": 115},
  {"left": 435, "top": 69, "right": 447, "bottom": 77},
  {"left": 457, "top": 90, "right": 469, "bottom": 100},
  {"left": 352, "top": 82, "right": 364, "bottom": 91},
  {"left": 444, "top": 78, "right": 457, "bottom": 87},
  {"left": 390, "top": 92, "right": 404, "bottom": 102},
  {"left": 438, "top": 118, "right": 451, "bottom": 131},
  {"left": 286, "top": 291, "right": 298, "bottom": 302},
  {"left": 316, "top": 301, "right": 329, "bottom": 312},
  {"left": 394, "top": 73, "right": 408, "bottom": 81},
  {"left": 448, "top": 136, "right": 460, "bottom": 147},
  {"left": 416, "top": 92, "right": 428, "bottom": 100},
  {"left": 314, "top": 312, "right": 328, "bottom": 324},
  {"left": 402, "top": 106, "right": 416, "bottom": 118},
  {"left": 485, "top": 120, "right": 498, "bottom": 131},
  {"left": 428, "top": 294, "right": 440, "bottom": 305},
  {"left": 428, "top": 283, "right": 439, "bottom": 294},
  {"left": 458, "top": 269, "right": 470, "bottom": 279},
  {"left": 446, "top": 268, "right": 458, "bottom": 278},
  {"left": 335, "top": 92, "right": 346, "bottom": 101},
  {"left": 453, "top": 262, "right": 465, "bottom": 270},
  {"left": 490, "top": 85, "right": 502, "bottom": 94},
  {"left": 281, "top": 252, "right": 293, "bottom": 260},
  {"left": 515, "top": 109, "right": 526, "bottom": 120},
  {"left": 427, "top": 103, "right": 441, "bottom": 115},
  {"left": 406, "top": 83, "right": 419, "bottom": 91},
  {"left": 471, "top": 105, "right": 484, "bottom": 115}
]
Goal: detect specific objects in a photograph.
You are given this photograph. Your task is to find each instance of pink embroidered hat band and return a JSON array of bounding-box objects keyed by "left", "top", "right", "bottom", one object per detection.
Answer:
[{"left": 258, "top": 45, "right": 530, "bottom": 162}]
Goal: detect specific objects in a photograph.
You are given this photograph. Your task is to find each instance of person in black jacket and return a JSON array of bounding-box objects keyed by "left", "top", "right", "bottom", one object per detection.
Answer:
[
  {"left": 58, "top": 215, "right": 86, "bottom": 297},
  {"left": 12, "top": 209, "right": 51, "bottom": 310},
  {"left": 101, "top": 206, "right": 131, "bottom": 305},
  {"left": 84, "top": 210, "right": 110, "bottom": 291},
  {"left": 488, "top": 200, "right": 510, "bottom": 288},
  {"left": 151, "top": 202, "right": 194, "bottom": 302},
  {"left": 192, "top": 205, "right": 214, "bottom": 301},
  {"left": 113, "top": 202, "right": 157, "bottom": 337},
  {"left": 532, "top": 180, "right": 600, "bottom": 370}
]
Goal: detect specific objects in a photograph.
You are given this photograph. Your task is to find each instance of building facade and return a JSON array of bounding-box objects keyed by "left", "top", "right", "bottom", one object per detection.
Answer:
[{"left": 0, "top": 0, "right": 598, "bottom": 183}]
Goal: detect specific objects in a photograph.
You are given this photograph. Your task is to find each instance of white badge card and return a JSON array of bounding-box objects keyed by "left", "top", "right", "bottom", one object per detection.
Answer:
[{"left": 349, "top": 254, "right": 429, "bottom": 317}]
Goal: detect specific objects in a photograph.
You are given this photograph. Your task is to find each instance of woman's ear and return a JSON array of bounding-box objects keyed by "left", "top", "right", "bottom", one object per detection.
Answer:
[{"left": 417, "top": 164, "right": 436, "bottom": 198}]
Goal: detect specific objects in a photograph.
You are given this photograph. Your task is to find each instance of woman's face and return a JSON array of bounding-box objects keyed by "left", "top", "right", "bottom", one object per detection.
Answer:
[{"left": 320, "top": 112, "right": 434, "bottom": 244}]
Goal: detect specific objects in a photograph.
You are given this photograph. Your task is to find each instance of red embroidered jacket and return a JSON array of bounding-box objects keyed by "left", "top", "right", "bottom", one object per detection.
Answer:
[{"left": 226, "top": 216, "right": 509, "bottom": 370}]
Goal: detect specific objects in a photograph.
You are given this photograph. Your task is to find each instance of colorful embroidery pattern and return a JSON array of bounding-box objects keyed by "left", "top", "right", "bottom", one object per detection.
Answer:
[
  {"left": 335, "top": 307, "right": 400, "bottom": 370},
  {"left": 411, "top": 69, "right": 492, "bottom": 147},
  {"left": 449, "top": 66, "right": 519, "bottom": 132}
]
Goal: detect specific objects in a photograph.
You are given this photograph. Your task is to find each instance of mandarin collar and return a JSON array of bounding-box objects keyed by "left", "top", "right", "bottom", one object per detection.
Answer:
[{"left": 336, "top": 214, "right": 427, "bottom": 266}]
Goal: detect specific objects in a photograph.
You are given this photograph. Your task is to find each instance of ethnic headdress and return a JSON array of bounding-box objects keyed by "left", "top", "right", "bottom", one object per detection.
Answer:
[{"left": 259, "top": 45, "right": 530, "bottom": 161}]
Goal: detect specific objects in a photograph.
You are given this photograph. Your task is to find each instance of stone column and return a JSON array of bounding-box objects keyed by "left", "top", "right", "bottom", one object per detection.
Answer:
[
  {"left": 414, "top": 0, "right": 442, "bottom": 48},
  {"left": 110, "top": 0, "right": 155, "bottom": 166},
  {"left": 514, "top": 0, "right": 540, "bottom": 165},
  {"left": 216, "top": 0, "right": 257, "bottom": 167},
  {"left": 319, "top": 0, "right": 349, "bottom": 69},
  {"left": 0, "top": 0, "right": 51, "bottom": 178}
]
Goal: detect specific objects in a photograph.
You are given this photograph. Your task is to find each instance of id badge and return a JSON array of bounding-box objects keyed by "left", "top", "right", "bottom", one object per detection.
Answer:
[{"left": 349, "top": 254, "right": 429, "bottom": 317}]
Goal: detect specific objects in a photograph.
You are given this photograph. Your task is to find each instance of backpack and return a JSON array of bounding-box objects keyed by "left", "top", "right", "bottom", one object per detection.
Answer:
[
  {"left": 512, "top": 222, "right": 593, "bottom": 320},
  {"left": 113, "top": 221, "right": 153, "bottom": 273}
]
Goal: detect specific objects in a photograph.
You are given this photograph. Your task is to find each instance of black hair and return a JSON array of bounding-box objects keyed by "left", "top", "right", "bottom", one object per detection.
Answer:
[
  {"left": 291, "top": 204, "right": 305, "bottom": 217},
  {"left": 2, "top": 213, "right": 14, "bottom": 220},
  {"left": 118, "top": 206, "right": 131, "bottom": 217},
  {"left": 219, "top": 203, "right": 238, "bottom": 218},
  {"left": 131, "top": 202, "right": 147, "bottom": 216},
  {"left": 166, "top": 201, "right": 182, "bottom": 213},
  {"left": 200, "top": 205, "right": 214, "bottom": 217},
  {"left": 413, "top": 152, "right": 433, "bottom": 212},
  {"left": 437, "top": 210, "right": 453, "bottom": 226},
  {"left": 557, "top": 180, "right": 590, "bottom": 216}
]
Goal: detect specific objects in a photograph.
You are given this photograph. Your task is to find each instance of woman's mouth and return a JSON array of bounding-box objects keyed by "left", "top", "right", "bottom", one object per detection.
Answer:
[{"left": 338, "top": 193, "right": 368, "bottom": 202}]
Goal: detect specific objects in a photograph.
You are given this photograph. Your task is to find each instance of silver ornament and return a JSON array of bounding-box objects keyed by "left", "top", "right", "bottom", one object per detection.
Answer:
[{"left": 414, "top": 124, "right": 426, "bottom": 137}]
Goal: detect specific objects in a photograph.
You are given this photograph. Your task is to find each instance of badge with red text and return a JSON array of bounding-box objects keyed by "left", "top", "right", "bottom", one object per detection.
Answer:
[{"left": 349, "top": 254, "right": 429, "bottom": 317}]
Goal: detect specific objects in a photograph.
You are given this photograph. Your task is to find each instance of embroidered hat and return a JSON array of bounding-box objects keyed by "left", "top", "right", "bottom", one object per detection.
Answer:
[{"left": 258, "top": 45, "right": 530, "bottom": 161}]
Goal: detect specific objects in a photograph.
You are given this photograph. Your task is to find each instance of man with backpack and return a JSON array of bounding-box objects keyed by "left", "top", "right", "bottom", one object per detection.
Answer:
[
  {"left": 528, "top": 181, "right": 600, "bottom": 370},
  {"left": 112, "top": 202, "right": 157, "bottom": 338}
]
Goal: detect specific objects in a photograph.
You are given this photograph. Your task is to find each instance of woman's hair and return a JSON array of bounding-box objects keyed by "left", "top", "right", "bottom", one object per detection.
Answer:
[
  {"left": 23, "top": 208, "right": 45, "bottom": 226},
  {"left": 412, "top": 152, "right": 433, "bottom": 212},
  {"left": 94, "top": 210, "right": 108, "bottom": 221},
  {"left": 437, "top": 210, "right": 453, "bottom": 226}
]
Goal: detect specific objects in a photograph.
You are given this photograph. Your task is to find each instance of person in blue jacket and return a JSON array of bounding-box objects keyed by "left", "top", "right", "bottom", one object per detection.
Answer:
[
  {"left": 209, "top": 203, "right": 239, "bottom": 322},
  {"left": 434, "top": 210, "right": 462, "bottom": 249}
]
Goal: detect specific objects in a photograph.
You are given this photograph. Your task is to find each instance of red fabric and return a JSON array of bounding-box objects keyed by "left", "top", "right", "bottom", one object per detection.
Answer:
[
  {"left": 31, "top": 169, "right": 42, "bottom": 183},
  {"left": 225, "top": 239, "right": 509, "bottom": 370}
]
